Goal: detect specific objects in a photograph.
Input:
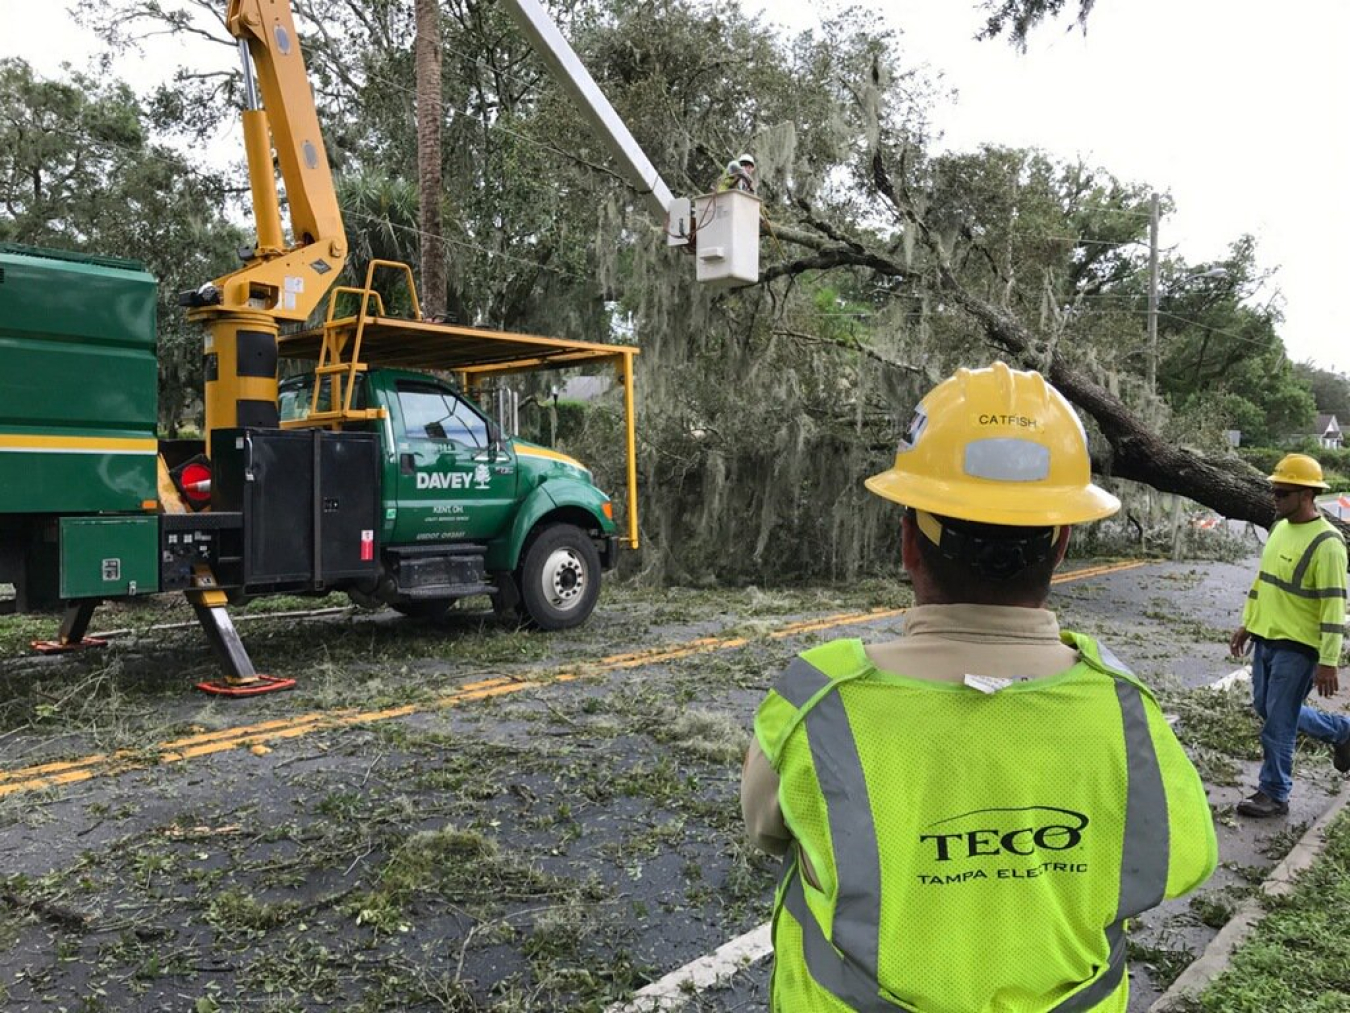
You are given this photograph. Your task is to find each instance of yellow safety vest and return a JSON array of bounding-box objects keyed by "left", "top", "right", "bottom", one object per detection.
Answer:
[
  {"left": 1242, "top": 517, "right": 1347, "bottom": 666},
  {"left": 754, "top": 633, "right": 1216, "bottom": 1012}
]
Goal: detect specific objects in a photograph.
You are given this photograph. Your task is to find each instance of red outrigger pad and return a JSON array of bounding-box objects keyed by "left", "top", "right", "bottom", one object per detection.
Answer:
[
  {"left": 194, "top": 675, "right": 297, "bottom": 697},
  {"left": 32, "top": 637, "right": 108, "bottom": 654}
]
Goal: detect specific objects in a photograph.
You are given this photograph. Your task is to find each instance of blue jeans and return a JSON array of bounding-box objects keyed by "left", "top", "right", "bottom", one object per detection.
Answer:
[{"left": 1251, "top": 639, "right": 1350, "bottom": 802}]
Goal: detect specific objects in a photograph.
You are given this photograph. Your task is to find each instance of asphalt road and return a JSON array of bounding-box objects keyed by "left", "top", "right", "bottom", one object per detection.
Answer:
[{"left": 2, "top": 551, "right": 1347, "bottom": 1012}]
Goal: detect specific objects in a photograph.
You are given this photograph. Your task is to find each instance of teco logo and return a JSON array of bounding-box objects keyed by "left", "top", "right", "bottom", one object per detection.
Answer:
[{"left": 919, "top": 806, "right": 1088, "bottom": 862}]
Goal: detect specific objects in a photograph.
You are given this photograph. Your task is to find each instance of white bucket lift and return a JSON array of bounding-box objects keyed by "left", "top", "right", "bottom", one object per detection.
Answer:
[
  {"left": 691, "top": 190, "right": 761, "bottom": 288},
  {"left": 500, "top": 0, "right": 762, "bottom": 287}
]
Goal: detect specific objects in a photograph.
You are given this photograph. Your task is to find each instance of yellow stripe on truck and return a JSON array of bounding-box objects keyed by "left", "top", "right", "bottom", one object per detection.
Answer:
[
  {"left": 515, "top": 445, "right": 589, "bottom": 472},
  {"left": 0, "top": 435, "right": 158, "bottom": 455}
]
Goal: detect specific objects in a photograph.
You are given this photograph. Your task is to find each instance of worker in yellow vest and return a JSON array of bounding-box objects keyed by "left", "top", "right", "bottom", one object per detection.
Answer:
[
  {"left": 1229, "top": 453, "right": 1350, "bottom": 818},
  {"left": 742, "top": 363, "right": 1217, "bottom": 1012},
  {"left": 718, "top": 152, "right": 757, "bottom": 194}
]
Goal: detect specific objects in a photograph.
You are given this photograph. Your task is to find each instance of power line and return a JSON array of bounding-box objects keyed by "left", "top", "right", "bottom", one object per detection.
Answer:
[{"left": 1069, "top": 306, "right": 1276, "bottom": 349}]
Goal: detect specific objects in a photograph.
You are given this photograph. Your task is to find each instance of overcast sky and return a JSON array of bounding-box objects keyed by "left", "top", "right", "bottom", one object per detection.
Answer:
[
  {"left": 3, "top": 0, "right": 1346, "bottom": 373},
  {"left": 760, "top": 0, "right": 1350, "bottom": 374}
]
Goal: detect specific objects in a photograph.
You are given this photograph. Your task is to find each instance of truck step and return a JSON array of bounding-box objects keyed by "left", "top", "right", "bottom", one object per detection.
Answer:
[
  {"left": 388, "top": 543, "right": 487, "bottom": 559},
  {"left": 401, "top": 583, "right": 495, "bottom": 600}
]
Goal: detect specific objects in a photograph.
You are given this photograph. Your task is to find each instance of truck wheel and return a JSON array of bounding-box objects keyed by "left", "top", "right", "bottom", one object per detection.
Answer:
[{"left": 518, "top": 524, "right": 601, "bottom": 630}]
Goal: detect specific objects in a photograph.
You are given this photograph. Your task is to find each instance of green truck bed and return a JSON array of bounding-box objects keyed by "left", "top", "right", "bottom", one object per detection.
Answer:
[{"left": 0, "top": 244, "right": 159, "bottom": 514}]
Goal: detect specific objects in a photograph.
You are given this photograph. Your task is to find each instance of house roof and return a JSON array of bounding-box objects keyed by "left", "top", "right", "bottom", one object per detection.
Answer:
[{"left": 1314, "top": 413, "right": 1342, "bottom": 435}]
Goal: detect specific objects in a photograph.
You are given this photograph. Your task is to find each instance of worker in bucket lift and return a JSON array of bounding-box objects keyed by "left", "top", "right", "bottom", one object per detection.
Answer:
[
  {"left": 718, "top": 152, "right": 756, "bottom": 194},
  {"left": 741, "top": 362, "right": 1217, "bottom": 1011}
]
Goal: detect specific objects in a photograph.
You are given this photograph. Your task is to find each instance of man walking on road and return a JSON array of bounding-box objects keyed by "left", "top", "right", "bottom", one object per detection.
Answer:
[
  {"left": 742, "top": 363, "right": 1216, "bottom": 1012},
  {"left": 1230, "top": 453, "right": 1350, "bottom": 818}
]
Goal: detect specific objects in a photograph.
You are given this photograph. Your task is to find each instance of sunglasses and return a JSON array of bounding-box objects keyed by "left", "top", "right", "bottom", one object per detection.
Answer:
[{"left": 1273, "top": 488, "right": 1302, "bottom": 500}]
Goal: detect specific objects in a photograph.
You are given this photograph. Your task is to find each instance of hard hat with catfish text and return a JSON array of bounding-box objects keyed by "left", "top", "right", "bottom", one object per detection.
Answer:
[{"left": 865, "top": 362, "right": 1120, "bottom": 527}]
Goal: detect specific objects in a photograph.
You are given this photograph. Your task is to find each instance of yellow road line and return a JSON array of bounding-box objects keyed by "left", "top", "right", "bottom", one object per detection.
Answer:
[{"left": 0, "top": 558, "right": 1150, "bottom": 797}]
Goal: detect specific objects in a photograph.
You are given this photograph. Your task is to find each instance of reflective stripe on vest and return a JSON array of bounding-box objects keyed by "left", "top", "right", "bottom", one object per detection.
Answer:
[
  {"left": 1258, "top": 530, "right": 1348, "bottom": 600},
  {"left": 770, "top": 652, "right": 1170, "bottom": 1012}
]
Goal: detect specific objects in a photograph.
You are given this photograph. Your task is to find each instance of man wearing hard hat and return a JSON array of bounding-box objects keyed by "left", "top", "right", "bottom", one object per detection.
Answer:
[
  {"left": 718, "top": 152, "right": 756, "bottom": 194},
  {"left": 1229, "top": 453, "right": 1350, "bottom": 818},
  {"left": 742, "top": 363, "right": 1216, "bottom": 1011}
]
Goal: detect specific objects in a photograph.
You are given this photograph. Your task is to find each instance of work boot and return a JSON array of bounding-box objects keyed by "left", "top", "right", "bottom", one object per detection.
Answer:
[
  {"left": 1236, "top": 790, "right": 1289, "bottom": 818},
  {"left": 1334, "top": 736, "right": 1350, "bottom": 774}
]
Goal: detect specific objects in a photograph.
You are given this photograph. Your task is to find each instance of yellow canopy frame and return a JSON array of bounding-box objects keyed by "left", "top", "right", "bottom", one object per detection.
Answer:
[{"left": 277, "top": 260, "right": 640, "bottom": 550}]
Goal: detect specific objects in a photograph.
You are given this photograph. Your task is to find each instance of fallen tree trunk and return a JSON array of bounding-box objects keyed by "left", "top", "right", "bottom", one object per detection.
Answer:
[
  {"left": 934, "top": 272, "right": 1278, "bottom": 528},
  {"left": 762, "top": 207, "right": 1350, "bottom": 539}
]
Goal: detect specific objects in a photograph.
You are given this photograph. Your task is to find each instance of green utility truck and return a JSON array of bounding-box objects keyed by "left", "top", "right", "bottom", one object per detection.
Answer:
[
  {"left": 0, "top": 243, "right": 638, "bottom": 688},
  {"left": 275, "top": 366, "right": 619, "bottom": 627}
]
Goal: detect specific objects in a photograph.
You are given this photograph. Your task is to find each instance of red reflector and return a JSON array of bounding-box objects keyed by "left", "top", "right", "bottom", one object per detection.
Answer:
[{"left": 180, "top": 462, "right": 212, "bottom": 503}]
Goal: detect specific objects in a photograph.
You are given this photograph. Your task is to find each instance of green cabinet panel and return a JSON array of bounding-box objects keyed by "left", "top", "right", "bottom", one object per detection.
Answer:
[
  {"left": 59, "top": 516, "right": 160, "bottom": 599},
  {"left": 0, "top": 244, "right": 159, "bottom": 514},
  {"left": 0, "top": 450, "right": 159, "bottom": 515}
]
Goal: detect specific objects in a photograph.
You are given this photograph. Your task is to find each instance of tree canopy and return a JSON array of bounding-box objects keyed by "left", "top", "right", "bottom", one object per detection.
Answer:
[
  {"left": 0, "top": 57, "right": 242, "bottom": 433},
  {"left": 5, "top": 0, "right": 1330, "bottom": 580},
  {"left": 977, "top": 0, "right": 1098, "bottom": 48}
]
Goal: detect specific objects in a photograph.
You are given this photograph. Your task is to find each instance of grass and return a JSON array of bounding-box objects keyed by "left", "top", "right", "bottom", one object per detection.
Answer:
[
  {"left": 1172, "top": 809, "right": 1350, "bottom": 1012},
  {"left": 1128, "top": 939, "right": 1200, "bottom": 991}
]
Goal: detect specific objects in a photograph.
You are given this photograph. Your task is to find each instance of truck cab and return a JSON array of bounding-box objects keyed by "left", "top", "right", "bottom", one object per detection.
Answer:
[{"left": 277, "top": 366, "right": 619, "bottom": 629}]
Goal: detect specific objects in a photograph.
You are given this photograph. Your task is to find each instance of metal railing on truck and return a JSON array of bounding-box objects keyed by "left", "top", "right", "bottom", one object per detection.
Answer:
[{"left": 277, "top": 258, "right": 640, "bottom": 550}]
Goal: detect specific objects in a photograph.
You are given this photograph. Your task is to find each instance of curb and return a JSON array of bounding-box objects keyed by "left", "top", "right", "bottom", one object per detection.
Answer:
[{"left": 1147, "top": 781, "right": 1350, "bottom": 1011}]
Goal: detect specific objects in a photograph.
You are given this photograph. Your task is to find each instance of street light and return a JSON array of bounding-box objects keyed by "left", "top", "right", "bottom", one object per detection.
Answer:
[{"left": 1143, "top": 255, "right": 1230, "bottom": 560}]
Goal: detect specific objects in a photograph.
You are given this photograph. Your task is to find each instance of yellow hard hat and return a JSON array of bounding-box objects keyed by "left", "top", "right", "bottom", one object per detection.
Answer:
[
  {"left": 1268, "top": 453, "right": 1328, "bottom": 490},
  {"left": 865, "top": 362, "right": 1120, "bottom": 526}
]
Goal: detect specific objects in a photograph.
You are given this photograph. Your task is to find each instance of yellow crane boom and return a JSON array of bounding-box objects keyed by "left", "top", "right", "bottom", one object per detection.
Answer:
[{"left": 184, "top": 0, "right": 347, "bottom": 445}]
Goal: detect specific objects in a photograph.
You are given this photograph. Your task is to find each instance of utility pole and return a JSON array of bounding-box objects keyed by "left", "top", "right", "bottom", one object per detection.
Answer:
[{"left": 1147, "top": 192, "right": 1159, "bottom": 395}]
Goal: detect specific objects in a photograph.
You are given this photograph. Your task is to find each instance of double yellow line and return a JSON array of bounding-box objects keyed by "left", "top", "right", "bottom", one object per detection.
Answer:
[{"left": 0, "top": 560, "right": 1147, "bottom": 798}]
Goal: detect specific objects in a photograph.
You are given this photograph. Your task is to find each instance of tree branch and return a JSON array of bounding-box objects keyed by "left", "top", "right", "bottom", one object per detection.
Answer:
[{"left": 770, "top": 327, "right": 928, "bottom": 376}]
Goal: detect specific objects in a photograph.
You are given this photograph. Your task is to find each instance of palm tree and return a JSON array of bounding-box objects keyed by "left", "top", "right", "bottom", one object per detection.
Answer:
[{"left": 414, "top": 0, "right": 447, "bottom": 320}]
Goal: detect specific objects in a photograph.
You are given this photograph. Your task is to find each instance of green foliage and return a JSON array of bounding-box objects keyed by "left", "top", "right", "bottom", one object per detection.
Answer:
[
  {"left": 1235, "top": 446, "right": 1285, "bottom": 476},
  {"left": 14, "top": 0, "right": 1323, "bottom": 582},
  {"left": 0, "top": 57, "right": 242, "bottom": 434},
  {"left": 1236, "top": 446, "right": 1350, "bottom": 494},
  {"left": 517, "top": 399, "right": 591, "bottom": 448},
  {"left": 1294, "top": 362, "right": 1350, "bottom": 419},
  {"left": 1156, "top": 236, "right": 1312, "bottom": 445},
  {"left": 978, "top": 0, "right": 1098, "bottom": 48}
]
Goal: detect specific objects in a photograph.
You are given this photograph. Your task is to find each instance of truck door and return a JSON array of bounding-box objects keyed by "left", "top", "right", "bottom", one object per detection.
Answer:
[{"left": 389, "top": 380, "right": 518, "bottom": 544}]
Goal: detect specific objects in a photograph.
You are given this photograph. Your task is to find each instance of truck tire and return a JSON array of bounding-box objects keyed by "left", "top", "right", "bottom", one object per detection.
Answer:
[{"left": 518, "top": 524, "right": 601, "bottom": 631}]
